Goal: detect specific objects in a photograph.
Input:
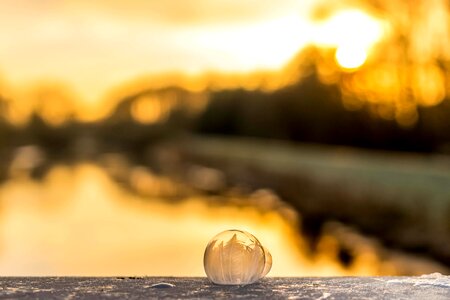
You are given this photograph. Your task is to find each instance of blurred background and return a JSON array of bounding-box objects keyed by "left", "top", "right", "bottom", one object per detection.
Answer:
[{"left": 0, "top": 0, "right": 449, "bottom": 276}]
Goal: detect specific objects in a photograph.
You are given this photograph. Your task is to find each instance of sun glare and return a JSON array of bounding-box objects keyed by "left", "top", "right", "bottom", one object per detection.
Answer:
[
  {"left": 191, "top": 15, "right": 312, "bottom": 72},
  {"left": 313, "top": 9, "right": 385, "bottom": 71},
  {"left": 335, "top": 45, "right": 368, "bottom": 70}
]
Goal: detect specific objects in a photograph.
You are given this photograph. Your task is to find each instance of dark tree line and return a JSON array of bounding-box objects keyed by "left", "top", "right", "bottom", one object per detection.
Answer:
[
  {"left": 196, "top": 70, "right": 450, "bottom": 153},
  {"left": 1, "top": 67, "right": 450, "bottom": 155}
]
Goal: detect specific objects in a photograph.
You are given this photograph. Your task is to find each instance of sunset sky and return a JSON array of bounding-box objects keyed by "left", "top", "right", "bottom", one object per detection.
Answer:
[{"left": 0, "top": 0, "right": 385, "bottom": 107}]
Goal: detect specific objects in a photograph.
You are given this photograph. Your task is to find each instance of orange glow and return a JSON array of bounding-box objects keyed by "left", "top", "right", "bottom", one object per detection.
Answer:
[
  {"left": 131, "top": 96, "right": 165, "bottom": 124},
  {"left": 412, "top": 64, "right": 446, "bottom": 107},
  {"left": 335, "top": 0, "right": 450, "bottom": 126}
]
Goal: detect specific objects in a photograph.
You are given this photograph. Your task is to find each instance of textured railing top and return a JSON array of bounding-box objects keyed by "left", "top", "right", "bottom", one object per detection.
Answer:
[{"left": 1, "top": 275, "right": 450, "bottom": 299}]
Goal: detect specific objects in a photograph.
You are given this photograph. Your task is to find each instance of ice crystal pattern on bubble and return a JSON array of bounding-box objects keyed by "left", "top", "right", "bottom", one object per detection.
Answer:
[{"left": 203, "top": 229, "right": 272, "bottom": 285}]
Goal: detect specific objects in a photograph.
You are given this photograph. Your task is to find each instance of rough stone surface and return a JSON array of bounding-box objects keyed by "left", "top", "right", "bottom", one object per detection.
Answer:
[{"left": 0, "top": 276, "right": 449, "bottom": 299}]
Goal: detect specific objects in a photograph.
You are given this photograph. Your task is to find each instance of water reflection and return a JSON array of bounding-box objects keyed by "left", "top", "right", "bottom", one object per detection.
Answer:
[
  {"left": 0, "top": 163, "right": 311, "bottom": 276},
  {"left": 0, "top": 155, "right": 447, "bottom": 276}
]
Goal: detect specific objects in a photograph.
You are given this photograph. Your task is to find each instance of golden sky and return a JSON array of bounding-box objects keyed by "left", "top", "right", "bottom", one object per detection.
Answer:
[
  {"left": 0, "top": 1, "right": 315, "bottom": 100},
  {"left": 0, "top": 0, "right": 386, "bottom": 116}
]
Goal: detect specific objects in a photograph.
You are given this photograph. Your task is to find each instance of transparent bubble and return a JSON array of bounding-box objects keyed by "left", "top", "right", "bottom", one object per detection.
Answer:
[{"left": 203, "top": 229, "right": 272, "bottom": 285}]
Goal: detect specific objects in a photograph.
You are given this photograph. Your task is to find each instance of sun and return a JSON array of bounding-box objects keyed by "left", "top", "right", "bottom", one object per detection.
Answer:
[
  {"left": 335, "top": 45, "right": 367, "bottom": 70},
  {"left": 313, "top": 9, "right": 385, "bottom": 71}
]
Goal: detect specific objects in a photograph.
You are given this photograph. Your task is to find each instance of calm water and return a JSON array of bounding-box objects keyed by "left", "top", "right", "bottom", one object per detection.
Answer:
[{"left": 0, "top": 158, "right": 443, "bottom": 276}]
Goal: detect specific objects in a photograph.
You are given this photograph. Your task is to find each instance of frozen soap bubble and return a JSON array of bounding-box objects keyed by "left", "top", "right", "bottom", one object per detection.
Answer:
[{"left": 203, "top": 229, "right": 272, "bottom": 285}]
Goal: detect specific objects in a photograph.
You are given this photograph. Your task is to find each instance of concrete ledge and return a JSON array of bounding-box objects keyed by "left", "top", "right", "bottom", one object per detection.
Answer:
[{"left": 1, "top": 276, "right": 449, "bottom": 299}]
